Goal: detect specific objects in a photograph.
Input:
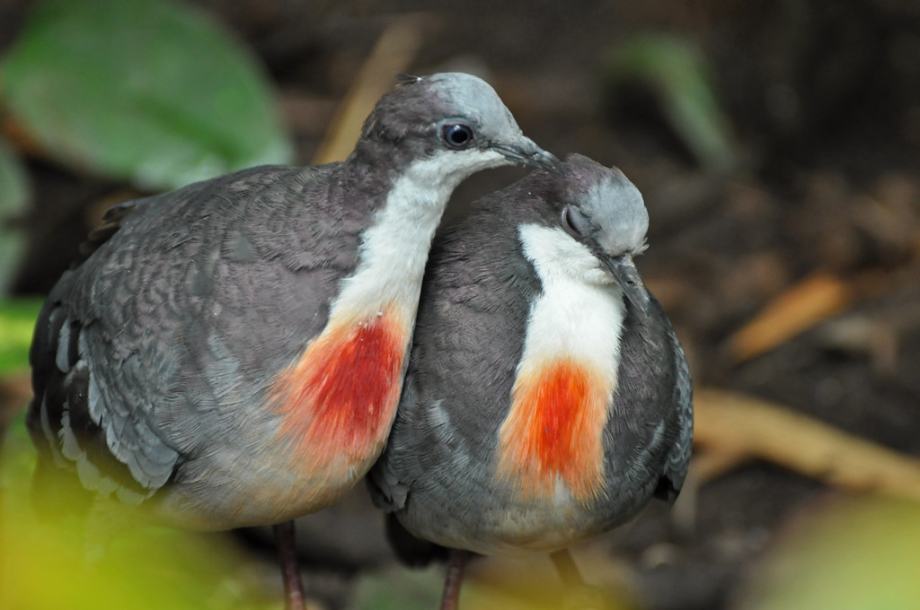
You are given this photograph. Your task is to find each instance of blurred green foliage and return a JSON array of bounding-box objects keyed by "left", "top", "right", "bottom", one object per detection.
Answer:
[
  {"left": 0, "top": 137, "right": 30, "bottom": 293},
  {"left": 0, "top": 412, "right": 280, "bottom": 610},
  {"left": 738, "top": 497, "right": 920, "bottom": 610},
  {"left": 351, "top": 563, "right": 635, "bottom": 610},
  {"left": 606, "top": 34, "right": 735, "bottom": 172},
  {"left": 351, "top": 567, "right": 442, "bottom": 610},
  {"left": 0, "top": 298, "right": 41, "bottom": 373},
  {"left": 0, "top": 0, "right": 292, "bottom": 192},
  {"left": 461, "top": 577, "right": 634, "bottom": 610}
]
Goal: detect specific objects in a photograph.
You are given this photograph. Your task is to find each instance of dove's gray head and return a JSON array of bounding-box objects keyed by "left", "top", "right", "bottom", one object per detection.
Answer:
[
  {"left": 558, "top": 154, "right": 649, "bottom": 258},
  {"left": 518, "top": 154, "right": 651, "bottom": 314},
  {"left": 356, "top": 72, "right": 556, "bottom": 186}
]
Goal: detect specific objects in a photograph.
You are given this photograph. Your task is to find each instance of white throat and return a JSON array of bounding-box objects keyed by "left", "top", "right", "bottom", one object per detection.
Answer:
[
  {"left": 329, "top": 151, "right": 501, "bottom": 325},
  {"left": 517, "top": 224, "right": 625, "bottom": 379}
]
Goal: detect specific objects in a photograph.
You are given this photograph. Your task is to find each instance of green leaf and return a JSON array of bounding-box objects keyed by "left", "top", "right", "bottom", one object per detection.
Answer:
[
  {"left": 351, "top": 562, "right": 636, "bottom": 610},
  {"left": 352, "top": 567, "right": 442, "bottom": 610},
  {"left": 0, "top": 412, "right": 37, "bottom": 495},
  {"left": 0, "top": 0, "right": 292, "bottom": 191},
  {"left": 0, "top": 137, "right": 31, "bottom": 294},
  {"left": 739, "top": 498, "right": 920, "bottom": 610},
  {"left": 606, "top": 34, "right": 735, "bottom": 172},
  {"left": 0, "top": 298, "right": 42, "bottom": 374},
  {"left": 1, "top": 416, "right": 280, "bottom": 610}
]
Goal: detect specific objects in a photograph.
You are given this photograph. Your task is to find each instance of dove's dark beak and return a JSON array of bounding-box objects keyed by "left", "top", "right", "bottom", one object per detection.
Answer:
[
  {"left": 603, "top": 254, "right": 650, "bottom": 316},
  {"left": 493, "top": 137, "right": 559, "bottom": 170}
]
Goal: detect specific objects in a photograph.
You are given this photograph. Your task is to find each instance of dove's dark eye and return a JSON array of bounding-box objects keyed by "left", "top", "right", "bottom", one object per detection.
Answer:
[
  {"left": 561, "top": 205, "right": 582, "bottom": 237},
  {"left": 441, "top": 124, "right": 474, "bottom": 149}
]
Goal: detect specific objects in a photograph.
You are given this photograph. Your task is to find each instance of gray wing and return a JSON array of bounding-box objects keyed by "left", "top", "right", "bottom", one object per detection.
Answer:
[
  {"left": 28, "top": 163, "right": 362, "bottom": 501},
  {"left": 653, "top": 314, "right": 693, "bottom": 502},
  {"left": 28, "top": 191, "right": 183, "bottom": 501}
]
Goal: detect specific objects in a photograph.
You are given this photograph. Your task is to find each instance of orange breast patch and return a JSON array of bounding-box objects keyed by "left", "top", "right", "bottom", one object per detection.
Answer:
[
  {"left": 496, "top": 359, "right": 612, "bottom": 502},
  {"left": 271, "top": 308, "right": 406, "bottom": 472}
]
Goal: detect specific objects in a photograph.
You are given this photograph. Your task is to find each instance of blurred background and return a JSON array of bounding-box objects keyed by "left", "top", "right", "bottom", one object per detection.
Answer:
[{"left": 1, "top": 1, "right": 919, "bottom": 609}]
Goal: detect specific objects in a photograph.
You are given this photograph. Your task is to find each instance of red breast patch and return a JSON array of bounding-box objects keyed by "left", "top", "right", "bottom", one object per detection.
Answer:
[
  {"left": 272, "top": 309, "right": 406, "bottom": 471},
  {"left": 497, "top": 359, "right": 611, "bottom": 502}
]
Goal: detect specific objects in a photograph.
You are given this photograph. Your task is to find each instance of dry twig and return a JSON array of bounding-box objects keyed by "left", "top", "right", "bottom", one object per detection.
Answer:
[
  {"left": 694, "top": 388, "right": 920, "bottom": 501},
  {"left": 312, "top": 15, "right": 429, "bottom": 164},
  {"left": 725, "top": 272, "right": 854, "bottom": 363},
  {"left": 1, "top": 115, "right": 43, "bottom": 158}
]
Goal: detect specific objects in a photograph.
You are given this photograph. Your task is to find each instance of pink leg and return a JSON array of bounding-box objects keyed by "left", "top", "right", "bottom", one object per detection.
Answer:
[
  {"left": 274, "top": 521, "right": 306, "bottom": 610},
  {"left": 440, "top": 550, "right": 469, "bottom": 610}
]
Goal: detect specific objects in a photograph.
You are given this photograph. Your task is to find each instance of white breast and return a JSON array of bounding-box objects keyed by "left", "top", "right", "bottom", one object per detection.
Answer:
[
  {"left": 517, "top": 224, "right": 625, "bottom": 387},
  {"left": 330, "top": 149, "right": 504, "bottom": 328},
  {"left": 479, "top": 224, "right": 628, "bottom": 547}
]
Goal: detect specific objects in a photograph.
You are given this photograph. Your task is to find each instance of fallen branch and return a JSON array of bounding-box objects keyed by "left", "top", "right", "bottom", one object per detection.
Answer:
[
  {"left": 725, "top": 271, "right": 853, "bottom": 363},
  {"left": 1, "top": 115, "right": 44, "bottom": 158},
  {"left": 0, "top": 373, "right": 31, "bottom": 433},
  {"left": 312, "top": 15, "right": 429, "bottom": 164},
  {"left": 724, "top": 263, "right": 911, "bottom": 364},
  {"left": 694, "top": 388, "right": 920, "bottom": 501},
  {"left": 671, "top": 447, "right": 750, "bottom": 535}
]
